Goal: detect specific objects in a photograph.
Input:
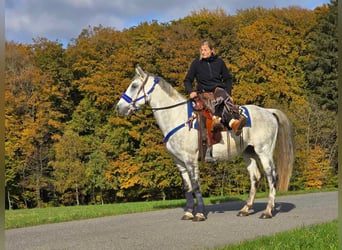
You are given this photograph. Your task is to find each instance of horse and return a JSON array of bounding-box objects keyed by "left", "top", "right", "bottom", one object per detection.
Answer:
[{"left": 116, "top": 66, "right": 294, "bottom": 221}]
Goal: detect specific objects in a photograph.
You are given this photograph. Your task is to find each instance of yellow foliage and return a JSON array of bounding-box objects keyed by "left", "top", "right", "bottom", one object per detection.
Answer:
[{"left": 304, "top": 145, "right": 332, "bottom": 189}]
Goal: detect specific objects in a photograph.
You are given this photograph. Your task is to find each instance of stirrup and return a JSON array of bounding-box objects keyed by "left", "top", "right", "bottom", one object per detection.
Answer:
[
  {"left": 211, "top": 116, "right": 223, "bottom": 133},
  {"left": 232, "top": 116, "right": 247, "bottom": 136}
]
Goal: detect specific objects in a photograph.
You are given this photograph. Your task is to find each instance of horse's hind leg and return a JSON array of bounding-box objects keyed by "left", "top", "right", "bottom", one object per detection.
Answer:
[
  {"left": 258, "top": 153, "right": 277, "bottom": 219},
  {"left": 237, "top": 148, "right": 261, "bottom": 217}
]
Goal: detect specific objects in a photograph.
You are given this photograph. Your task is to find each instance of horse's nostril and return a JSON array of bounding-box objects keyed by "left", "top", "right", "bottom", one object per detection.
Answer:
[{"left": 116, "top": 104, "right": 121, "bottom": 111}]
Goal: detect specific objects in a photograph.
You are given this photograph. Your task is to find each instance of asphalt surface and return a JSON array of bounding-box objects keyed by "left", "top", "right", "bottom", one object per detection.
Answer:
[{"left": 5, "top": 191, "right": 337, "bottom": 250}]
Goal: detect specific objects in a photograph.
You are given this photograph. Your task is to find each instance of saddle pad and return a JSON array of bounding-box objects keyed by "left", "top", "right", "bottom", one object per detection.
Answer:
[
  {"left": 188, "top": 101, "right": 199, "bottom": 129},
  {"left": 240, "top": 106, "right": 251, "bottom": 127}
]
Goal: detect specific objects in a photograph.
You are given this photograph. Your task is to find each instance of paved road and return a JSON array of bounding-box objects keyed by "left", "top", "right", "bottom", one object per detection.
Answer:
[{"left": 6, "top": 191, "right": 337, "bottom": 250}]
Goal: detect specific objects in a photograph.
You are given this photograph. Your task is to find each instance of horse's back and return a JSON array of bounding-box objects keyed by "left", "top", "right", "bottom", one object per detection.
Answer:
[{"left": 244, "top": 105, "right": 278, "bottom": 135}]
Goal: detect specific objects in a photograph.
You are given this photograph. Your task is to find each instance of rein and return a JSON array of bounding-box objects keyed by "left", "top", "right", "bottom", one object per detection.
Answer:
[{"left": 147, "top": 100, "right": 189, "bottom": 111}]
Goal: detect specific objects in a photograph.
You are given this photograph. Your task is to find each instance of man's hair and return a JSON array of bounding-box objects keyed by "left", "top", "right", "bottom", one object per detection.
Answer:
[
  {"left": 201, "top": 39, "right": 215, "bottom": 50},
  {"left": 200, "top": 39, "right": 216, "bottom": 59}
]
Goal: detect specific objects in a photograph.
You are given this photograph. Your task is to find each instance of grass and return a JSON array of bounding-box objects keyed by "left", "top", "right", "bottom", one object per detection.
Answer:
[
  {"left": 5, "top": 195, "right": 245, "bottom": 229},
  {"left": 213, "top": 220, "right": 338, "bottom": 250}
]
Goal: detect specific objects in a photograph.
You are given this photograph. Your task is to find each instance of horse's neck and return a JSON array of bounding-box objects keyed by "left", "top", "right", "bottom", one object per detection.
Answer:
[{"left": 149, "top": 85, "right": 188, "bottom": 135}]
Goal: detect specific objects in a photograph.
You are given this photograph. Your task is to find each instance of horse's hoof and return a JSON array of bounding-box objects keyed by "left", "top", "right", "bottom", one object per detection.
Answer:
[
  {"left": 181, "top": 211, "right": 194, "bottom": 220},
  {"left": 192, "top": 213, "right": 206, "bottom": 222},
  {"left": 237, "top": 211, "right": 249, "bottom": 217},
  {"left": 260, "top": 213, "right": 272, "bottom": 219}
]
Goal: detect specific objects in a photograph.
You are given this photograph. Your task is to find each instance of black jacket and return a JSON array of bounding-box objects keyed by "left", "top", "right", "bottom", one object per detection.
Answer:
[{"left": 184, "top": 54, "right": 233, "bottom": 95}]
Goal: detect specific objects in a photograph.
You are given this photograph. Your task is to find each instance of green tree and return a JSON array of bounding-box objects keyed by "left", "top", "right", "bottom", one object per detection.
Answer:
[
  {"left": 31, "top": 38, "right": 75, "bottom": 122},
  {"left": 50, "top": 129, "right": 87, "bottom": 206},
  {"left": 302, "top": 0, "right": 338, "bottom": 170},
  {"left": 85, "top": 150, "right": 109, "bottom": 204},
  {"left": 304, "top": 1, "right": 338, "bottom": 111}
]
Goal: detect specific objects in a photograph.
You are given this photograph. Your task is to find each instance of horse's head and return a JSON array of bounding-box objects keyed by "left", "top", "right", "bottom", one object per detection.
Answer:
[{"left": 116, "top": 66, "right": 157, "bottom": 117}]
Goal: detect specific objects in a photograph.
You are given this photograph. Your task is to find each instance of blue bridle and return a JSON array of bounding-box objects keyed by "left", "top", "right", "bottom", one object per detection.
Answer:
[
  {"left": 119, "top": 74, "right": 197, "bottom": 143},
  {"left": 120, "top": 74, "right": 159, "bottom": 113}
]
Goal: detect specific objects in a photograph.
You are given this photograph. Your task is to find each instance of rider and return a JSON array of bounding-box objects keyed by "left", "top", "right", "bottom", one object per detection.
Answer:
[{"left": 184, "top": 39, "right": 247, "bottom": 136}]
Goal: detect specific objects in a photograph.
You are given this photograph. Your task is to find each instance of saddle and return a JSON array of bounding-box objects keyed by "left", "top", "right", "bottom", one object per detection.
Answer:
[{"left": 193, "top": 90, "right": 241, "bottom": 146}]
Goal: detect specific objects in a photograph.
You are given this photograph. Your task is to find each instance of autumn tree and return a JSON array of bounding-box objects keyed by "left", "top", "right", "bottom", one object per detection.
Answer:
[
  {"left": 5, "top": 40, "right": 67, "bottom": 208},
  {"left": 67, "top": 25, "right": 136, "bottom": 109},
  {"left": 5, "top": 4, "right": 338, "bottom": 208},
  {"left": 303, "top": 145, "right": 334, "bottom": 189},
  {"left": 5, "top": 42, "right": 29, "bottom": 208},
  {"left": 156, "top": 22, "right": 200, "bottom": 92}
]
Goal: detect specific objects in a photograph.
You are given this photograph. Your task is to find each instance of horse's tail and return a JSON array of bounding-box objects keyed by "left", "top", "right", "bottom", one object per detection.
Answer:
[{"left": 267, "top": 109, "right": 294, "bottom": 192}]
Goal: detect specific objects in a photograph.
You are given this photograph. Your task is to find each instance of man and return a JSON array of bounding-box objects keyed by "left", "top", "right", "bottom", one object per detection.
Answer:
[{"left": 184, "top": 40, "right": 246, "bottom": 136}]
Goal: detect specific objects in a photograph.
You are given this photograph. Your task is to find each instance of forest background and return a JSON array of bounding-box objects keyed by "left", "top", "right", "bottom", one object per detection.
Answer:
[{"left": 5, "top": 1, "right": 338, "bottom": 209}]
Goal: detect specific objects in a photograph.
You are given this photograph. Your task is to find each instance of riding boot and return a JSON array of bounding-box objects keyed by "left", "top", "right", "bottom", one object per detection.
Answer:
[{"left": 229, "top": 116, "right": 247, "bottom": 136}]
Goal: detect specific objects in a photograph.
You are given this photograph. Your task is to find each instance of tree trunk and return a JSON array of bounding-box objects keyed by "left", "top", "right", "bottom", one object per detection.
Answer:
[
  {"left": 75, "top": 183, "right": 80, "bottom": 206},
  {"left": 36, "top": 181, "right": 41, "bottom": 208},
  {"left": 7, "top": 190, "right": 12, "bottom": 210}
]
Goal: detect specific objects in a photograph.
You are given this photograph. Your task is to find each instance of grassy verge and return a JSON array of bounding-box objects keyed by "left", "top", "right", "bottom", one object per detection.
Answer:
[
  {"left": 5, "top": 195, "right": 246, "bottom": 229},
  {"left": 214, "top": 220, "right": 338, "bottom": 250}
]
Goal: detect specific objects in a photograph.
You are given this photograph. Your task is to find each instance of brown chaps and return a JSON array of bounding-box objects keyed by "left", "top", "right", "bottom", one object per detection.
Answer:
[{"left": 198, "top": 87, "right": 240, "bottom": 126}]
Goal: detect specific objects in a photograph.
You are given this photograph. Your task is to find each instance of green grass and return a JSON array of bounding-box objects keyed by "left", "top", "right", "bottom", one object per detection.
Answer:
[
  {"left": 5, "top": 200, "right": 181, "bottom": 229},
  {"left": 213, "top": 220, "right": 338, "bottom": 250},
  {"left": 5, "top": 195, "right": 245, "bottom": 229}
]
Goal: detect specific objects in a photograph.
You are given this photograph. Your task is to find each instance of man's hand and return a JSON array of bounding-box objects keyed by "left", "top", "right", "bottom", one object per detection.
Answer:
[{"left": 189, "top": 92, "right": 197, "bottom": 99}]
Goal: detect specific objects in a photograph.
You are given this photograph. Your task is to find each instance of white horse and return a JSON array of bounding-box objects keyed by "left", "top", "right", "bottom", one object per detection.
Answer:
[{"left": 116, "top": 66, "right": 294, "bottom": 221}]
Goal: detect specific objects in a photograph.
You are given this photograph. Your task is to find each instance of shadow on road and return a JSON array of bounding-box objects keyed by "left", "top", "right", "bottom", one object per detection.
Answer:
[{"left": 204, "top": 200, "right": 296, "bottom": 218}]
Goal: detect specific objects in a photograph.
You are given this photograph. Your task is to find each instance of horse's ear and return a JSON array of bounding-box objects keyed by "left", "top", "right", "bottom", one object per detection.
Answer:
[{"left": 135, "top": 66, "right": 145, "bottom": 78}]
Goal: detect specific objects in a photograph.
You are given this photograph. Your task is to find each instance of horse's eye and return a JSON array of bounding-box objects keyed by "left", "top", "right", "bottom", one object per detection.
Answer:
[{"left": 131, "top": 83, "right": 139, "bottom": 89}]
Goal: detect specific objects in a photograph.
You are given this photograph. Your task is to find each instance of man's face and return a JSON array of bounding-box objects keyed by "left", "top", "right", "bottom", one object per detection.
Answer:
[{"left": 200, "top": 44, "right": 212, "bottom": 59}]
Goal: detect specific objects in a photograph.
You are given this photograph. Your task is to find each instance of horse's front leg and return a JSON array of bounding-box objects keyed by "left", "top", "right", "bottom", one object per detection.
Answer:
[
  {"left": 238, "top": 154, "right": 261, "bottom": 217},
  {"left": 182, "top": 191, "right": 195, "bottom": 220},
  {"left": 193, "top": 190, "right": 206, "bottom": 221},
  {"left": 190, "top": 161, "right": 206, "bottom": 221},
  {"left": 182, "top": 191, "right": 205, "bottom": 221},
  {"left": 176, "top": 159, "right": 206, "bottom": 221},
  {"left": 176, "top": 162, "right": 194, "bottom": 220}
]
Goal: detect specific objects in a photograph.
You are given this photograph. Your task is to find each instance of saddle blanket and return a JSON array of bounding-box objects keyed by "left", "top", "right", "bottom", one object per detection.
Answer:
[
  {"left": 162, "top": 103, "right": 251, "bottom": 143},
  {"left": 240, "top": 106, "right": 251, "bottom": 127}
]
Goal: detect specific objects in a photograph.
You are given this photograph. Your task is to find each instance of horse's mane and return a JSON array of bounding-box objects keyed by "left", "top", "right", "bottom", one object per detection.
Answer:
[{"left": 153, "top": 75, "right": 185, "bottom": 100}]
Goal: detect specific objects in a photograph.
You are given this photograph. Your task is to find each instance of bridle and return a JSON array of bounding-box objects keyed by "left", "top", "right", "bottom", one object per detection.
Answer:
[
  {"left": 120, "top": 73, "right": 157, "bottom": 115},
  {"left": 120, "top": 74, "right": 188, "bottom": 114},
  {"left": 119, "top": 72, "right": 199, "bottom": 143}
]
